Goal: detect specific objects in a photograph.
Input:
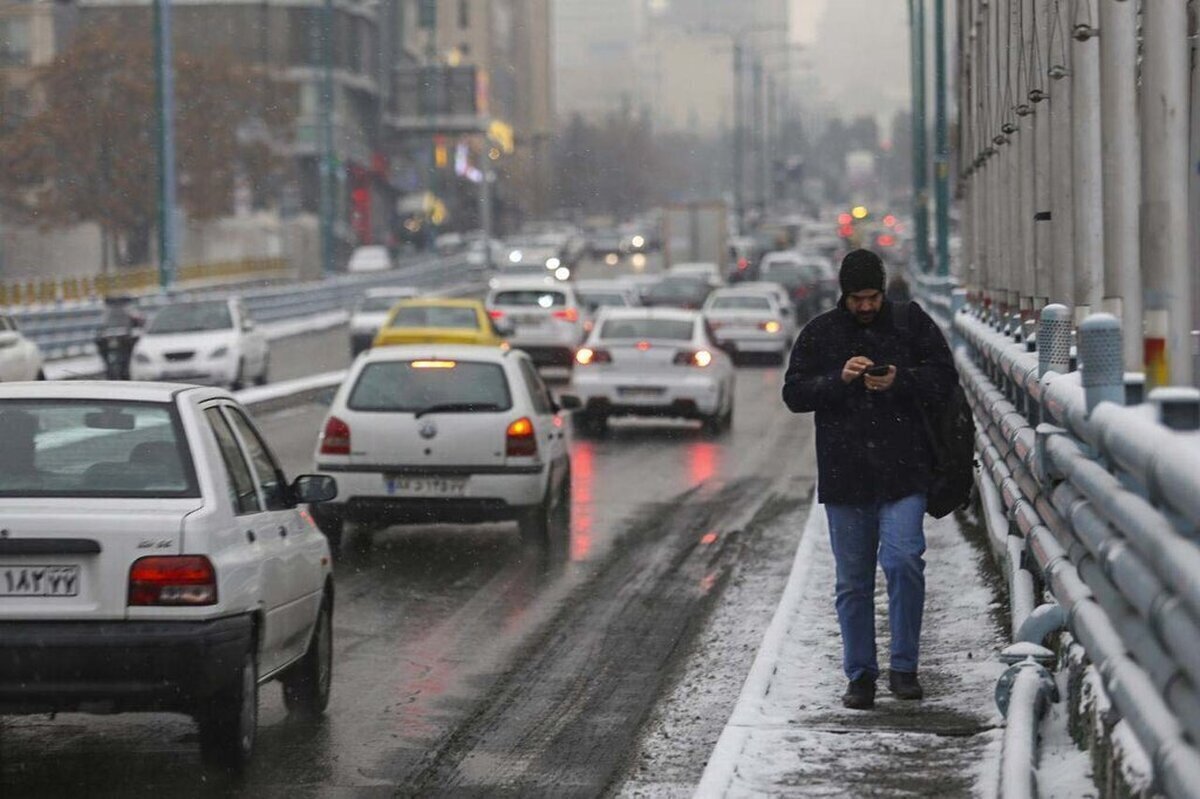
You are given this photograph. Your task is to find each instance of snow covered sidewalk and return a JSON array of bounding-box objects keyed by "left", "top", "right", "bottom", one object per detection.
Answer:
[{"left": 697, "top": 503, "right": 1009, "bottom": 797}]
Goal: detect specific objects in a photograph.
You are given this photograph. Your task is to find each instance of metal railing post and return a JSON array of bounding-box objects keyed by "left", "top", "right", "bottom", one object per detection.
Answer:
[
  {"left": 1038, "top": 303, "right": 1073, "bottom": 377},
  {"left": 1078, "top": 313, "right": 1124, "bottom": 413}
]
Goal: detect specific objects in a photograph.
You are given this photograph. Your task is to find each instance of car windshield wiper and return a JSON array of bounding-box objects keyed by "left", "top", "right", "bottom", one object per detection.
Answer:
[{"left": 412, "top": 402, "right": 503, "bottom": 418}]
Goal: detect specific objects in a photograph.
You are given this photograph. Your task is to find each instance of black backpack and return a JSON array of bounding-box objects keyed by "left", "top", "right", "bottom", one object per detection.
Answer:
[{"left": 893, "top": 302, "right": 976, "bottom": 519}]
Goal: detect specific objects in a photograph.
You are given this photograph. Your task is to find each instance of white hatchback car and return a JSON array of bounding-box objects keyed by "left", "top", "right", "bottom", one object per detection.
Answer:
[
  {"left": 0, "top": 313, "right": 45, "bottom": 382},
  {"left": 703, "top": 287, "right": 796, "bottom": 362},
  {"left": 563, "top": 307, "right": 736, "bottom": 436},
  {"left": 349, "top": 286, "right": 420, "bottom": 355},
  {"left": 485, "top": 279, "right": 585, "bottom": 369},
  {"left": 131, "top": 298, "right": 270, "bottom": 389},
  {"left": 0, "top": 382, "right": 338, "bottom": 770},
  {"left": 311, "top": 345, "right": 571, "bottom": 547}
]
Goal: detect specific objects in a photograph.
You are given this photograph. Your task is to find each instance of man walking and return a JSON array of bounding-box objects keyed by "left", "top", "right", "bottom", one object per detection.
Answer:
[{"left": 782, "top": 249, "right": 958, "bottom": 710}]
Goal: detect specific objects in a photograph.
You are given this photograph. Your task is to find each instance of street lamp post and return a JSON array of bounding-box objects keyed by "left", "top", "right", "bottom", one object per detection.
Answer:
[
  {"left": 313, "top": 0, "right": 336, "bottom": 277},
  {"left": 153, "top": 0, "right": 178, "bottom": 289}
]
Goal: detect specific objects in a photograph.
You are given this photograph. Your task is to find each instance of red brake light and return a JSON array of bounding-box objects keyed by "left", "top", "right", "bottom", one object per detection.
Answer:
[
  {"left": 129, "top": 556, "right": 216, "bottom": 606},
  {"left": 320, "top": 415, "right": 351, "bottom": 455},
  {"left": 506, "top": 416, "right": 538, "bottom": 457},
  {"left": 552, "top": 308, "right": 579, "bottom": 323},
  {"left": 636, "top": 340, "right": 651, "bottom": 351},
  {"left": 488, "top": 309, "right": 505, "bottom": 319}
]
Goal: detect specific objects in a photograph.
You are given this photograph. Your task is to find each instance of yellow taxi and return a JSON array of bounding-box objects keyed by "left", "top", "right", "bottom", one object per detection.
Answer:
[{"left": 371, "top": 298, "right": 507, "bottom": 348}]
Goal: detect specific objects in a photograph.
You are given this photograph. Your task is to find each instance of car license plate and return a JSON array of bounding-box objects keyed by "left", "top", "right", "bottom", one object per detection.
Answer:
[
  {"left": 514, "top": 314, "right": 546, "bottom": 326},
  {"left": 1, "top": 565, "right": 80, "bottom": 597},
  {"left": 618, "top": 386, "right": 666, "bottom": 398},
  {"left": 384, "top": 476, "right": 468, "bottom": 497}
]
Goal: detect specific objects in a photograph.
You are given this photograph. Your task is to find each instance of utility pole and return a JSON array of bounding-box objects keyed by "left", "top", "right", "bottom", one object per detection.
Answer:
[
  {"left": 909, "top": 0, "right": 930, "bottom": 275},
  {"left": 933, "top": 0, "right": 949, "bottom": 278},
  {"left": 752, "top": 57, "right": 766, "bottom": 217},
  {"left": 314, "top": 0, "right": 336, "bottom": 276},
  {"left": 732, "top": 40, "right": 744, "bottom": 234},
  {"left": 153, "top": 0, "right": 178, "bottom": 289}
]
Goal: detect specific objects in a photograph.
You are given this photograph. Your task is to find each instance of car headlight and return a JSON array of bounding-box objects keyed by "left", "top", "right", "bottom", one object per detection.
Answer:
[
  {"left": 210, "top": 346, "right": 229, "bottom": 359},
  {"left": 545, "top": 257, "right": 561, "bottom": 270},
  {"left": 133, "top": 352, "right": 151, "bottom": 364}
]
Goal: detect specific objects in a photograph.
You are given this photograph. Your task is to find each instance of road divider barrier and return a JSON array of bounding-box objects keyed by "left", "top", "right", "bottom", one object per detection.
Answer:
[
  {"left": 941, "top": 284, "right": 1200, "bottom": 799},
  {"left": 9, "top": 254, "right": 482, "bottom": 361}
]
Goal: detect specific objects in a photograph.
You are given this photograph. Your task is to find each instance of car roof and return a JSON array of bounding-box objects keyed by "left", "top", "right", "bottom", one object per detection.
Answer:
[
  {"left": 670, "top": 262, "right": 719, "bottom": 270},
  {"left": 488, "top": 278, "right": 573, "bottom": 292},
  {"left": 709, "top": 287, "right": 776, "bottom": 298},
  {"left": 596, "top": 307, "right": 699, "bottom": 321},
  {"left": 357, "top": 344, "right": 515, "bottom": 365},
  {"left": 393, "top": 298, "right": 486, "bottom": 309},
  {"left": 0, "top": 381, "right": 229, "bottom": 403}
]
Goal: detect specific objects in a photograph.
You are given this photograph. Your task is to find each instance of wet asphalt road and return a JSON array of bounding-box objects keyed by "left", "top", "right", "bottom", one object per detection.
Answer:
[{"left": 0, "top": 257, "right": 819, "bottom": 797}]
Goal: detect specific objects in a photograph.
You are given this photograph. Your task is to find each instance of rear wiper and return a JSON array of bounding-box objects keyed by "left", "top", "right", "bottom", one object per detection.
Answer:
[{"left": 413, "top": 402, "right": 503, "bottom": 418}]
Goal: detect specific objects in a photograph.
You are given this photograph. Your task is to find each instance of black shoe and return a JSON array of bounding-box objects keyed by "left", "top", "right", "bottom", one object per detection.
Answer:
[
  {"left": 888, "top": 670, "right": 924, "bottom": 700},
  {"left": 842, "top": 676, "right": 876, "bottom": 710}
]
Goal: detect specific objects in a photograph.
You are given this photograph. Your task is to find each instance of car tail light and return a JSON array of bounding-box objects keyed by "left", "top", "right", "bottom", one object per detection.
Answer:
[
  {"left": 320, "top": 415, "right": 351, "bottom": 455},
  {"left": 673, "top": 349, "right": 714, "bottom": 367},
  {"left": 129, "top": 556, "right": 217, "bottom": 606},
  {"left": 761, "top": 320, "right": 782, "bottom": 333},
  {"left": 506, "top": 416, "right": 538, "bottom": 457},
  {"left": 575, "top": 347, "right": 612, "bottom": 366},
  {"left": 488, "top": 309, "right": 505, "bottom": 320},
  {"left": 793, "top": 286, "right": 810, "bottom": 300},
  {"left": 552, "top": 308, "right": 579, "bottom": 323},
  {"left": 737, "top": 257, "right": 749, "bottom": 271}
]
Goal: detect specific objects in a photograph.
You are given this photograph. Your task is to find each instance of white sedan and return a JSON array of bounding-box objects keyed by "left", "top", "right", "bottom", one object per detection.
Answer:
[
  {"left": 311, "top": 344, "right": 571, "bottom": 547},
  {"left": 349, "top": 286, "right": 419, "bottom": 355},
  {"left": 562, "top": 307, "right": 736, "bottom": 436},
  {"left": 131, "top": 298, "right": 269, "bottom": 389},
  {"left": 0, "top": 381, "right": 338, "bottom": 770},
  {"left": 0, "top": 313, "right": 44, "bottom": 382},
  {"left": 702, "top": 287, "right": 796, "bottom": 363}
]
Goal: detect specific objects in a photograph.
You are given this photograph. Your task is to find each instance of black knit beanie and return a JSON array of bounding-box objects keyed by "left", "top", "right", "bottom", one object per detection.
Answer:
[{"left": 839, "top": 249, "right": 886, "bottom": 295}]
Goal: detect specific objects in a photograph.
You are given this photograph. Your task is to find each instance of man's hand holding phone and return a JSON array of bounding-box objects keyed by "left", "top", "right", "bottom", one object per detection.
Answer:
[{"left": 863, "top": 364, "right": 897, "bottom": 392}]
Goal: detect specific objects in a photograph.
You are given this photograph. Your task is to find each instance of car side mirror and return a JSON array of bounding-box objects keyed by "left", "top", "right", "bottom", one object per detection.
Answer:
[
  {"left": 558, "top": 395, "right": 583, "bottom": 411},
  {"left": 242, "top": 319, "right": 257, "bottom": 333},
  {"left": 292, "top": 474, "right": 337, "bottom": 504}
]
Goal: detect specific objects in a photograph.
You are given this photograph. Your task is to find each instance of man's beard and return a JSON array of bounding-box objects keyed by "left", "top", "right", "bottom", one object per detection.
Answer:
[{"left": 855, "top": 310, "right": 878, "bottom": 325}]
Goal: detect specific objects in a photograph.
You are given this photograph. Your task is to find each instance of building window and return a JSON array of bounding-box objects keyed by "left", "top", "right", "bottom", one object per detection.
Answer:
[
  {"left": 458, "top": 0, "right": 469, "bottom": 29},
  {"left": 0, "top": 17, "right": 31, "bottom": 67}
]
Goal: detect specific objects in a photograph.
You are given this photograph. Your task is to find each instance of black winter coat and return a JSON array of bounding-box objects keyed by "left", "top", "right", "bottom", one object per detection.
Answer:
[{"left": 782, "top": 299, "right": 959, "bottom": 506}]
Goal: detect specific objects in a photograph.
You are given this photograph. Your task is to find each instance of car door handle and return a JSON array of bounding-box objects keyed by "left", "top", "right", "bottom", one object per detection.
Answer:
[
  {"left": 278, "top": 526, "right": 288, "bottom": 538},
  {"left": 246, "top": 530, "right": 257, "bottom": 544}
]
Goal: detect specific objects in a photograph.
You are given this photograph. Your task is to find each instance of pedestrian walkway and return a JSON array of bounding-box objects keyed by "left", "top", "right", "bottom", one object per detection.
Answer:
[{"left": 697, "top": 504, "right": 1007, "bottom": 797}]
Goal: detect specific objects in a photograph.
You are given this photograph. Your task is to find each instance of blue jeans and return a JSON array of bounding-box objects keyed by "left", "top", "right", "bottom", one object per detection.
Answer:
[{"left": 825, "top": 494, "right": 927, "bottom": 682}]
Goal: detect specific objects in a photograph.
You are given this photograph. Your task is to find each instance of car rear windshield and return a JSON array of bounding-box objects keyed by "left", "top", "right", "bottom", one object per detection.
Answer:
[
  {"left": 645, "top": 281, "right": 709, "bottom": 301},
  {"left": 146, "top": 301, "right": 232, "bottom": 334},
  {"left": 598, "top": 318, "right": 694, "bottom": 341},
  {"left": 578, "top": 292, "right": 628, "bottom": 309},
  {"left": 491, "top": 290, "right": 567, "bottom": 308},
  {"left": 711, "top": 296, "right": 771, "bottom": 311},
  {"left": 389, "top": 305, "right": 480, "bottom": 329},
  {"left": 0, "top": 400, "right": 199, "bottom": 498},
  {"left": 348, "top": 361, "right": 513, "bottom": 413}
]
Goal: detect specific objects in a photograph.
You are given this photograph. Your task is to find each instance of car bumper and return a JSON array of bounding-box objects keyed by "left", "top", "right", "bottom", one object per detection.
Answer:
[
  {"left": 511, "top": 344, "right": 576, "bottom": 367},
  {"left": 567, "top": 373, "right": 723, "bottom": 417},
  {"left": 130, "top": 358, "right": 239, "bottom": 385},
  {"left": 714, "top": 332, "right": 789, "bottom": 353},
  {"left": 313, "top": 464, "right": 546, "bottom": 525},
  {"left": 0, "top": 615, "right": 253, "bottom": 714}
]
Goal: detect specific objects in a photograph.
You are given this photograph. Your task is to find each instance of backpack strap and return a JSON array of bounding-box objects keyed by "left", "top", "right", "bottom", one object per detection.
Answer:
[{"left": 891, "top": 300, "right": 915, "bottom": 338}]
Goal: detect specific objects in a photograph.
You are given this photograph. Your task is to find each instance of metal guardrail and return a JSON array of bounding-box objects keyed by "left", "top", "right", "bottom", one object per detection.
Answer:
[
  {"left": 932, "top": 281, "right": 1200, "bottom": 798},
  {"left": 9, "top": 255, "right": 480, "bottom": 359}
]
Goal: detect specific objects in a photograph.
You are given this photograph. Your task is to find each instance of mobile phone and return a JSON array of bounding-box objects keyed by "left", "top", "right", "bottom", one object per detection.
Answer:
[{"left": 865, "top": 365, "right": 891, "bottom": 377}]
